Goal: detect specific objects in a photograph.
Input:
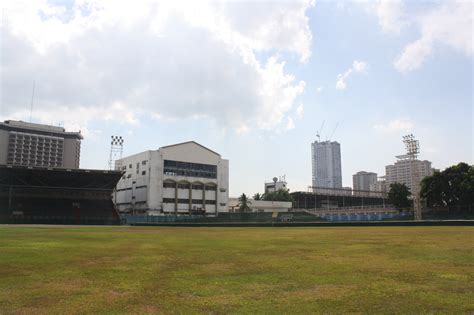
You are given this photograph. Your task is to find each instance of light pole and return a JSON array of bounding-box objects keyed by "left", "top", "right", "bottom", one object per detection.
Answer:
[{"left": 403, "top": 134, "right": 421, "bottom": 220}]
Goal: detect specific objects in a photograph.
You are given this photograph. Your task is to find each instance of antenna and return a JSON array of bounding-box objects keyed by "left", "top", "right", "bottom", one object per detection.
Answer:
[
  {"left": 108, "top": 136, "right": 124, "bottom": 170},
  {"left": 29, "top": 80, "right": 36, "bottom": 123},
  {"left": 329, "top": 122, "right": 339, "bottom": 141}
]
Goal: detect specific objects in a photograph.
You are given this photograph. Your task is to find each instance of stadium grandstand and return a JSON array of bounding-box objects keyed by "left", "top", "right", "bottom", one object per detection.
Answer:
[{"left": 0, "top": 165, "right": 122, "bottom": 224}]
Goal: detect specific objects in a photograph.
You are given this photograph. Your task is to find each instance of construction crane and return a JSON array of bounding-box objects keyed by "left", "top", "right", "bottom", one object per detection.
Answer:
[
  {"left": 316, "top": 120, "right": 325, "bottom": 142},
  {"left": 328, "top": 122, "right": 339, "bottom": 141}
]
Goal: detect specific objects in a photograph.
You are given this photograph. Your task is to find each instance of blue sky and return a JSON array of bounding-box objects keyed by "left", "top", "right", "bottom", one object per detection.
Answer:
[{"left": 1, "top": 0, "right": 472, "bottom": 196}]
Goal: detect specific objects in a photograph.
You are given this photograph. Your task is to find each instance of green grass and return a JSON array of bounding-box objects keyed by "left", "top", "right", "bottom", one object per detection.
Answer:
[{"left": 0, "top": 226, "right": 473, "bottom": 314}]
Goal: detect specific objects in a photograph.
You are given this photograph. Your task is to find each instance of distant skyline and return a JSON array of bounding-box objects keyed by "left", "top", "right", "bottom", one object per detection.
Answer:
[{"left": 1, "top": 0, "right": 472, "bottom": 196}]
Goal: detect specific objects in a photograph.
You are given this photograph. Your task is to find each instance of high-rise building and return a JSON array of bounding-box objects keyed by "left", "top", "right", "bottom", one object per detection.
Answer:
[
  {"left": 385, "top": 156, "right": 434, "bottom": 193},
  {"left": 370, "top": 177, "right": 388, "bottom": 197},
  {"left": 0, "top": 120, "right": 82, "bottom": 168},
  {"left": 353, "top": 171, "right": 378, "bottom": 192},
  {"left": 311, "top": 140, "right": 342, "bottom": 190}
]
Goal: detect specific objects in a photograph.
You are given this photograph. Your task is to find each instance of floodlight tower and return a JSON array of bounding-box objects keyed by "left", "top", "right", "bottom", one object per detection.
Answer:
[
  {"left": 108, "top": 135, "right": 124, "bottom": 170},
  {"left": 403, "top": 134, "right": 421, "bottom": 220}
]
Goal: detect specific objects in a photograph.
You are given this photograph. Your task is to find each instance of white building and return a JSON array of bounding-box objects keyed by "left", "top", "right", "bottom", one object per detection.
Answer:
[
  {"left": 0, "top": 120, "right": 82, "bottom": 168},
  {"left": 385, "top": 156, "right": 434, "bottom": 193},
  {"left": 353, "top": 171, "right": 378, "bottom": 196},
  {"left": 114, "top": 141, "right": 229, "bottom": 215},
  {"left": 228, "top": 198, "right": 292, "bottom": 213},
  {"left": 264, "top": 177, "right": 287, "bottom": 194},
  {"left": 311, "top": 140, "right": 342, "bottom": 190}
]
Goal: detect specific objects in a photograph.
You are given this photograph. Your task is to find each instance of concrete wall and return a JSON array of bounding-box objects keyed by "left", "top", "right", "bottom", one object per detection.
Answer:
[
  {"left": 63, "top": 138, "right": 81, "bottom": 168},
  {"left": 228, "top": 198, "right": 292, "bottom": 213},
  {"left": 0, "top": 129, "right": 9, "bottom": 165}
]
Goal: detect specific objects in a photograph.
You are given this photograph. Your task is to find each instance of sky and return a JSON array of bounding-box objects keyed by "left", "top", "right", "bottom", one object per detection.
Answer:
[{"left": 1, "top": 0, "right": 473, "bottom": 197}]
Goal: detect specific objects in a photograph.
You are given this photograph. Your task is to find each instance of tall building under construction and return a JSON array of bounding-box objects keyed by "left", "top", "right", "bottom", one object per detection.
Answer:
[{"left": 311, "top": 140, "right": 342, "bottom": 190}]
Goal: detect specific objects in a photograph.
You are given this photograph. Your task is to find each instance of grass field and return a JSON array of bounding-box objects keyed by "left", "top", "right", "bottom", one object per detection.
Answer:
[{"left": 0, "top": 226, "right": 473, "bottom": 314}]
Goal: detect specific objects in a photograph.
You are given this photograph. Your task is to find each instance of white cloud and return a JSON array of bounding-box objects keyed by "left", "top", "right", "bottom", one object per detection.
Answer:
[
  {"left": 296, "top": 104, "right": 304, "bottom": 119},
  {"left": 372, "top": 0, "right": 407, "bottom": 34},
  {"left": 374, "top": 119, "right": 414, "bottom": 133},
  {"left": 394, "top": 2, "right": 473, "bottom": 73},
  {"left": 316, "top": 86, "right": 323, "bottom": 93},
  {"left": 285, "top": 117, "right": 295, "bottom": 130},
  {"left": 1, "top": 0, "right": 314, "bottom": 134},
  {"left": 336, "top": 60, "right": 368, "bottom": 90}
]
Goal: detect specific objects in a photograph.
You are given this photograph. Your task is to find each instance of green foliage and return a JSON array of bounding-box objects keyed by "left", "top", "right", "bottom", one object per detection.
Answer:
[
  {"left": 262, "top": 188, "right": 293, "bottom": 202},
  {"left": 238, "top": 193, "right": 251, "bottom": 212},
  {"left": 388, "top": 182, "right": 411, "bottom": 208},
  {"left": 420, "top": 162, "right": 474, "bottom": 207},
  {"left": 252, "top": 193, "right": 262, "bottom": 201}
]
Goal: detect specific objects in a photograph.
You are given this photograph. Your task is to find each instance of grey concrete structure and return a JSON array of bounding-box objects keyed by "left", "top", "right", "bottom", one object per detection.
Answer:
[
  {"left": 311, "top": 140, "right": 342, "bottom": 190},
  {"left": 0, "top": 120, "right": 82, "bottom": 168}
]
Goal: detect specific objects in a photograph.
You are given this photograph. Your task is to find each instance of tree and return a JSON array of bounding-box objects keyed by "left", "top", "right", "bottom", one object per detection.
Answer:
[
  {"left": 238, "top": 193, "right": 251, "bottom": 212},
  {"left": 253, "top": 193, "right": 262, "bottom": 201},
  {"left": 263, "top": 188, "right": 293, "bottom": 202},
  {"left": 388, "top": 183, "right": 411, "bottom": 209},
  {"left": 420, "top": 162, "right": 474, "bottom": 207}
]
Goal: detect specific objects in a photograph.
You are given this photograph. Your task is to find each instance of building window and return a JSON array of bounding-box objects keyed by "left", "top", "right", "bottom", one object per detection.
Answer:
[
  {"left": 142, "top": 160, "right": 147, "bottom": 165},
  {"left": 205, "top": 185, "right": 217, "bottom": 191},
  {"left": 192, "top": 184, "right": 204, "bottom": 190},
  {"left": 192, "top": 199, "right": 203, "bottom": 204},
  {"left": 163, "top": 182, "right": 176, "bottom": 188},
  {"left": 126, "top": 174, "right": 132, "bottom": 178},
  {"left": 129, "top": 164, "right": 132, "bottom": 168},
  {"left": 205, "top": 200, "right": 216, "bottom": 205},
  {"left": 163, "top": 198, "right": 175, "bottom": 204},
  {"left": 219, "top": 188, "right": 226, "bottom": 192},
  {"left": 142, "top": 171, "right": 146, "bottom": 175},
  {"left": 163, "top": 159, "right": 217, "bottom": 179},
  {"left": 177, "top": 183, "right": 190, "bottom": 189},
  {"left": 178, "top": 199, "right": 189, "bottom": 204}
]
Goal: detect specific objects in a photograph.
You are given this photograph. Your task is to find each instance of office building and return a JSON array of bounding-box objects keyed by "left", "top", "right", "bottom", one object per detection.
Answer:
[
  {"left": 0, "top": 120, "right": 82, "bottom": 168},
  {"left": 311, "top": 140, "right": 342, "bottom": 190},
  {"left": 114, "top": 141, "right": 229, "bottom": 215},
  {"left": 385, "top": 156, "right": 434, "bottom": 193},
  {"left": 370, "top": 177, "right": 388, "bottom": 197},
  {"left": 353, "top": 171, "right": 378, "bottom": 194}
]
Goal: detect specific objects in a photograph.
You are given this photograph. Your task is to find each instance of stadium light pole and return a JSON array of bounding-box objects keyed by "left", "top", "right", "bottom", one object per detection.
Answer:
[{"left": 403, "top": 134, "right": 421, "bottom": 220}]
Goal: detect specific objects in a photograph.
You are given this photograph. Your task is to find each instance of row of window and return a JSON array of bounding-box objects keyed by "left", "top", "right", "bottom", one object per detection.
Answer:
[
  {"left": 163, "top": 182, "right": 217, "bottom": 190},
  {"left": 162, "top": 198, "right": 217, "bottom": 205},
  {"left": 164, "top": 159, "right": 217, "bottom": 179}
]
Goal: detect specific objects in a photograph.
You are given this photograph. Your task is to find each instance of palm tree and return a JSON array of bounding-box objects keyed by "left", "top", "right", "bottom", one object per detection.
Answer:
[
  {"left": 253, "top": 193, "right": 262, "bottom": 200},
  {"left": 238, "top": 193, "right": 252, "bottom": 212}
]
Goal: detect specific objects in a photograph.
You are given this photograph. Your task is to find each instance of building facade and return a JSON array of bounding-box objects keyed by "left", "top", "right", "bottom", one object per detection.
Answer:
[
  {"left": 0, "top": 120, "right": 82, "bottom": 168},
  {"left": 264, "top": 177, "right": 287, "bottom": 194},
  {"left": 353, "top": 171, "right": 378, "bottom": 194},
  {"left": 114, "top": 141, "right": 229, "bottom": 215},
  {"left": 311, "top": 140, "right": 342, "bottom": 190},
  {"left": 385, "top": 157, "right": 434, "bottom": 193},
  {"left": 370, "top": 178, "right": 388, "bottom": 197}
]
